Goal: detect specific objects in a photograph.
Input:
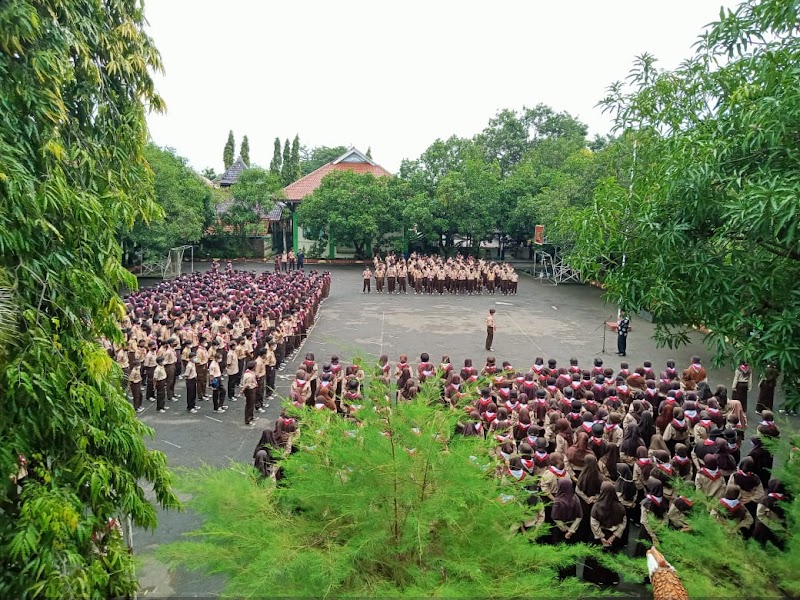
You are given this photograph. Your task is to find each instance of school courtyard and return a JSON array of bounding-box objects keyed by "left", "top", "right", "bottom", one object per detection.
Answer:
[{"left": 136, "top": 263, "right": 729, "bottom": 597}]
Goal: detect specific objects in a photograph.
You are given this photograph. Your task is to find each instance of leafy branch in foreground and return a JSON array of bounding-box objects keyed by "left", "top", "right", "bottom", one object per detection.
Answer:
[{"left": 159, "top": 384, "right": 596, "bottom": 598}]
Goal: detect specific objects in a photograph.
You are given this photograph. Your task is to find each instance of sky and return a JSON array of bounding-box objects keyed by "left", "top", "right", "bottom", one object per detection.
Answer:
[{"left": 144, "top": 0, "right": 737, "bottom": 175}]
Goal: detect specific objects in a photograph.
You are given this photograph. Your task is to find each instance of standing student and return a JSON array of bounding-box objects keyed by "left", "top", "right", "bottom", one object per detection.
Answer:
[
  {"left": 242, "top": 361, "right": 258, "bottom": 426},
  {"left": 129, "top": 360, "right": 144, "bottom": 413},
  {"left": 731, "top": 362, "right": 752, "bottom": 413},
  {"left": 209, "top": 352, "right": 226, "bottom": 413},
  {"left": 616, "top": 310, "right": 630, "bottom": 357},
  {"left": 184, "top": 351, "right": 198, "bottom": 413},
  {"left": 485, "top": 308, "right": 497, "bottom": 352},
  {"left": 163, "top": 339, "right": 178, "bottom": 401},
  {"left": 154, "top": 357, "right": 167, "bottom": 413},
  {"left": 226, "top": 341, "right": 240, "bottom": 401},
  {"left": 362, "top": 266, "right": 372, "bottom": 293},
  {"left": 297, "top": 249, "right": 305, "bottom": 270}
]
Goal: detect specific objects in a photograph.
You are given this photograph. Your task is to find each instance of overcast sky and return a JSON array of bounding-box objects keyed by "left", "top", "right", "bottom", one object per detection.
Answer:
[{"left": 144, "top": 0, "right": 737, "bottom": 174}]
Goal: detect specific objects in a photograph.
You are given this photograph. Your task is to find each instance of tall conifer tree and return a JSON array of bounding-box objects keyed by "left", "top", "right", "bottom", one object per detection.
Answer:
[
  {"left": 281, "top": 138, "right": 292, "bottom": 186},
  {"left": 223, "top": 130, "right": 235, "bottom": 170},
  {"left": 269, "top": 137, "right": 282, "bottom": 175},
  {"left": 240, "top": 135, "right": 250, "bottom": 166},
  {"left": 290, "top": 134, "right": 301, "bottom": 182}
]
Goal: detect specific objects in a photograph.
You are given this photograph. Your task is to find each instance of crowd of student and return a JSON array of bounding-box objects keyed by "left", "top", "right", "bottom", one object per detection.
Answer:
[
  {"left": 253, "top": 351, "right": 790, "bottom": 586},
  {"left": 361, "top": 252, "right": 519, "bottom": 295},
  {"left": 104, "top": 263, "right": 330, "bottom": 425}
]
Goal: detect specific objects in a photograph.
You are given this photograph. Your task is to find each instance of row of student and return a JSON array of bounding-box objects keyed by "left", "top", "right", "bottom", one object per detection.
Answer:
[
  {"left": 362, "top": 252, "right": 518, "bottom": 295},
  {"left": 104, "top": 269, "right": 330, "bottom": 424},
  {"left": 254, "top": 354, "right": 790, "bottom": 587}
]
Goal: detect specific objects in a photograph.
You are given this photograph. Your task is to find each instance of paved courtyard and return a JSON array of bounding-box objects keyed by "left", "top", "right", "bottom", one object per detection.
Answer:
[{"left": 136, "top": 263, "right": 744, "bottom": 597}]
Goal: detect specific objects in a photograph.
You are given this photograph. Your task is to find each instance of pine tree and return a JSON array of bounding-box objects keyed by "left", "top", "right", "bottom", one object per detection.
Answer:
[
  {"left": 240, "top": 135, "right": 250, "bottom": 166},
  {"left": 269, "top": 137, "right": 282, "bottom": 175},
  {"left": 290, "top": 134, "right": 301, "bottom": 182},
  {"left": 158, "top": 373, "right": 593, "bottom": 597},
  {"left": 281, "top": 138, "right": 292, "bottom": 186},
  {"left": 223, "top": 130, "right": 235, "bottom": 170},
  {"left": 366, "top": 146, "right": 372, "bottom": 159}
]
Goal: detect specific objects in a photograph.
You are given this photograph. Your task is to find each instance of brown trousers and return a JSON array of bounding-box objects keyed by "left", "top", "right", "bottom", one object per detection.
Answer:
[
  {"left": 197, "top": 363, "right": 208, "bottom": 398},
  {"left": 485, "top": 327, "right": 494, "bottom": 351}
]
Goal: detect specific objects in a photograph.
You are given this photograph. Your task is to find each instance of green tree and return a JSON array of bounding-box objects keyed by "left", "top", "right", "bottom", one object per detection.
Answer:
[
  {"left": 299, "top": 144, "right": 348, "bottom": 176},
  {"left": 240, "top": 135, "right": 250, "bottom": 167},
  {"left": 269, "top": 137, "right": 282, "bottom": 175},
  {"left": 159, "top": 382, "right": 593, "bottom": 597},
  {"left": 280, "top": 138, "right": 292, "bottom": 186},
  {"left": 122, "top": 144, "right": 213, "bottom": 264},
  {"left": 201, "top": 166, "right": 218, "bottom": 181},
  {"left": 290, "top": 134, "right": 301, "bottom": 182},
  {"left": 0, "top": 2, "right": 179, "bottom": 597},
  {"left": 223, "top": 130, "right": 235, "bottom": 170},
  {"left": 297, "top": 171, "right": 400, "bottom": 258},
  {"left": 565, "top": 0, "right": 800, "bottom": 404},
  {"left": 220, "top": 168, "right": 282, "bottom": 254},
  {"left": 366, "top": 145, "right": 372, "bottom": 159}
]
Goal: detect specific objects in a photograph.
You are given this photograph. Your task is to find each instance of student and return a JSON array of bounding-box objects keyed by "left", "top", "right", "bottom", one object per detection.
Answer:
[
  {"left": 209, "top": 352, "right": 226, "bottom": 413},
  {"left": 129, "top": 360, "right": 144, "bottom": 413},
  {"left": 586, "top": 481, "right": 627, "bottom": 586},
  {"left": 184, "top": 351, "right": 198, "bottom": 413},
  {"left": 754, "top": 478, "right": 788, "bottom": 549},
  {"left": 485, "top": 308, "right": 496, "bottom": 352},
  {"left": 241, "top": 360, "right": 258, "bottom": 426},
  {"left": 154, "top": 356, "right": 167, "bottom": 413}
]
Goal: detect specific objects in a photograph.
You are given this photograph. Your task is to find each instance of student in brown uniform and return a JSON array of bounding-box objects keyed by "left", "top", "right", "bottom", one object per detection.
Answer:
[
  {"left": 129, "top": 360, "right": 144, "bottom": 413},
  {"left": 241, "top": 361, "right": 259, "bottom": 426},
  {"left": 196, "top": 342, "right": 209, "bottom": 401},
  {"left": 143, "top": 341, "right": 157, "bottom": 401},
  {"left": 154, "top": 357, "right": 168, "bottom": 413},
  {"left": 163, "top": 339, "right": 178, "bottom": 401},
  {"left": 226, "top": 341, "right": 240, "bottom": 401},
  {"left": 485, "top": 308, "right": 496, "bottom": 352},
  {"left": 362, "top": 266, "right": 372, "bottom": 293},
  {"left": 254, "top": 347, "right": 267, "bottom": 412},
  {"left": 184, "top": 351, "right": 198, "bottom": 413}
]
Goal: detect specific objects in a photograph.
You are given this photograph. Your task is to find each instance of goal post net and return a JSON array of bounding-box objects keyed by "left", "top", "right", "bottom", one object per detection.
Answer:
[{"left": 162, "top": 245, "right": 194, "bottom": 279}]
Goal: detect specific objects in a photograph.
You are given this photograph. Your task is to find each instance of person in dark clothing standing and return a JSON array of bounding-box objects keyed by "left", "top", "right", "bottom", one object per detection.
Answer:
[{"left": 616, "top": 310, "right": 630, "bottom": 357}]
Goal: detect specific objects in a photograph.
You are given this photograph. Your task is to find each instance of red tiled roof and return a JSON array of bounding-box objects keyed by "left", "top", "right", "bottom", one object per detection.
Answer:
[{"left": 283, "top": 162, "right": 392, "bottom": 202}]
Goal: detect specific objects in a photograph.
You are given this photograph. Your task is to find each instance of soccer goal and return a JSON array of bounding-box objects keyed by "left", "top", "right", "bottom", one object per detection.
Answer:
[{"left": 162, "top": 245, "right": 194, "bottom": 279}]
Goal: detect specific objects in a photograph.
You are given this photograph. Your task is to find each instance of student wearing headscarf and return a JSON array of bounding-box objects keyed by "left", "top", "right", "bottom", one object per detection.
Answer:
[
  {"left": 748, "top": 436, "right": 774, "bottom": 488},
  {"left": 754, "top": 478, "right": 788, "bottom": 549},
  {"left": 598, "top": 442, "right": 620, "bottom": 481},
  {"left": 666, "top": 495, "right": 695, "bottom": 532},
  {"left": 712, "top": 484, "right": 754, "bottom": 533},
  {"left": 695, "top": 454, "right": 725, "bottom": 500},
  {"left": 640, "top": 477, "right": 669, "bottom": 547},
  {"left": 620, "top": 423, "right": 644, "bottom": 464},
  {"left": 729, "top": 457, "right": 765, "bottom": 523},
  {"left": 550, "top": 477, "right": 583, "bottom": 542},
  {"left": 585, "top": 481, "right": 627, "bottom": 586}
]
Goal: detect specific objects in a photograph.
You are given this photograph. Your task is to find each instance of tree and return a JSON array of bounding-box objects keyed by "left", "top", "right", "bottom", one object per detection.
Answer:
[
  {"left": 297, "top": 171, "right": 400, "bottom": 258},
  {"left": 201, "top": 167, "right": 217, "bottom": 181},
  {"left": 122, "top": 144, "right": 213, "bottom": 264},
  {"left": 0, "top": 2, "right": 179, "bottom": 597},
  {"left": 240, "top": 135, "right": 250, "bottom": 167},
  {"left": 158, "top": 380, "right": 593, "bottom": 597},
  {"left": 299, "top": 145, "right": 348, "bottom": 175},
  {"left": 223, "top": 130, "right": 235, "bottom": 170},
  {"left": 280, "top": 138, "right": 292, "bottom": 186},
  {"left": 366, "top": 146, "right": 372, "bottom": 159},
  {"left": 269, "top": 137, "right": 282, "bottom": 175},
  {"left": 565, "top": 0, "right": 800, "bottom": 405},
  {"left": 290, "top": 134, "right": 301, "bottom": 182},
  {"left": 220, "top": 168, "right": 282, "bottom": 254}
]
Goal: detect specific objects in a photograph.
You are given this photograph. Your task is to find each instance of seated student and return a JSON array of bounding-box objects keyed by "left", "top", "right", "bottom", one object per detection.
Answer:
[
  {"left": 290, "top": 368, "right": 312, "bottom": 407},
  {"left": 640, "top": 477, "right": 670, "bottom": 547},
  {"left": 456, "top": 411, "right": 485, "bottom": 438},
  {"left": 729, "top": 457, "right": 765, "bottom": 520},
  {"left": 550, "top": 478, "right": 583, "bottom": 543},
  {"left": 585, "top": 481, "right": 627, "bottom": 586},
  {"left": 444, "top": 374, "right": 466, "bottom": 407},
  {"left": 253, "top": 418, "right": 297, "bottom": 479},
  {"left": 754, "top": 478, "right": 789, "bottom": 549},
  {"left": 417, "top": 352, "right": 435, "bottom": 383},
  {"left": 711, "top": 484, "right": 754, "bottom": 533},
  {"left": 615, "top": 463, "right": 639, "bottom": 523},
  {"left": 540, "top": 452, "right": 570, "bottom": 502},
  {"left": 666, "top": 495, "right": 695, "bottom": 531},
  {"left": 671, "top": 443, "right": 694, "bottom": 482}
]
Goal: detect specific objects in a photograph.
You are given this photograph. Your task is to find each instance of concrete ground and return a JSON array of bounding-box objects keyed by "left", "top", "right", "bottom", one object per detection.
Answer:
[{"left": 134, "top": 263, "right": 767, "bottom": 598}]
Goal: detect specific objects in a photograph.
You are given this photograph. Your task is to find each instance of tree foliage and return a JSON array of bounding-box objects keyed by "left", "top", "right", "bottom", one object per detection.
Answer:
[
  {"left": 281, "top": 138, "right": 292, "bottom": 186},
  {"left": 159, "top": 380, "right": 593, "bottom": 598},
  {"left": 563, "top": 0, "right": 800, "bottom": 404},
  {"left": 297, "top": 171, "right": 402, "bottom": 258},
  {"left": 219, "top": 167, "right": 281, "bottom": 253},
  {"left": 0, "top": 0, "right": 179, "bottom": 596},
  {"left": 240, "top": 135, "right": 250, "bottom": 167},
  {"left": 269, "top": 136, "right": 282, "bottom": 175},
  {"left": 300, "top": 144, "right": 348, "bottom": 176},
  {"left": 223, "top": 130, "right": 235, "bottom": 170},
  {"left": 290, "top": 134, "right": 301, "bottom": 182},
  {"left": 122, "top": 144, "right": 213, "bottom": 264}
]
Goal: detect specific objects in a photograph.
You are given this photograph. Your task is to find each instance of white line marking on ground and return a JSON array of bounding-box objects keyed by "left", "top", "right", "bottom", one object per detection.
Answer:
[
  {"left": 162, "top": 440, "right": 181, "bottom": 449},
  {"left": 204, "top": 415, "right": 223, "bottom": 423},
  {"left": 506, "top": 311, "right": 544, "bottom": 352},
  {"left": 495, "top": 301, "right": 514, "bottom": 306},
  {"left": 380, "top": 311, "right": 385, "bottom": 355},
  {"left": 551, "top": 306, "right": 558, "bottom": 310}
]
